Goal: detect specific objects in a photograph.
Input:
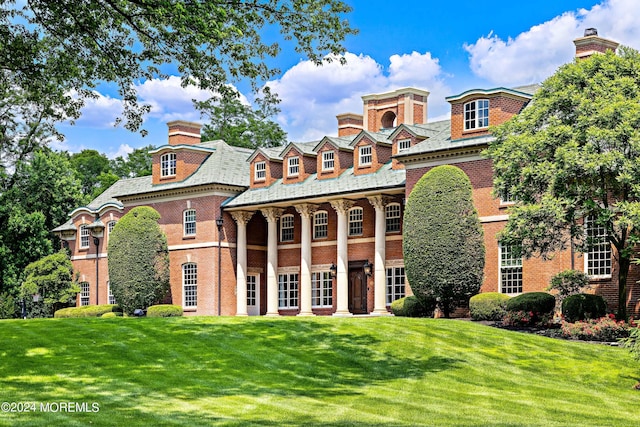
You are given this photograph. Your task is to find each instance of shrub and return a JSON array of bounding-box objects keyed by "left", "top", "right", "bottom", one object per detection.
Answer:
[
  {"left": 147, "top": 304, "right": 183, "bottom": 317},
  {"left": 54, "top": 304, "right": 122, "bottom": 318},
  {"left": 469, "top": 292, "right": 510, "bottom": 321},
  {"left": 505, "top": 292, "right": 555, "bottom": 315},
  {"left": 0, "top": 292, "right": 17, "bottom": 319},
  {"left": 101, "top": 312, "right": 122, "bottom": 318},
  {"left": 390, "top": 296, "right": 435, "bottom": 318},
  {"left": 621, "top": 326, "right": 640, "bottom": 359},
  {"left": 547, "top": 270, "right": 589, "bottom": 297},
  {"left": 561, "top": 316, "right": 630, "bottom": 341},
  {"left": 562, "top": 293, "right": 607, "bottom": 323}
]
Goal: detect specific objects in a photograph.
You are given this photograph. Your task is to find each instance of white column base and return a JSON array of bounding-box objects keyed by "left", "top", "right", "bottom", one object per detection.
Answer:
[
  {"left": 297, "top": 311, "right": 316, "bottom": 317},
  {"left": 332, "top": 310, "right": 353, "bottom": 317}
]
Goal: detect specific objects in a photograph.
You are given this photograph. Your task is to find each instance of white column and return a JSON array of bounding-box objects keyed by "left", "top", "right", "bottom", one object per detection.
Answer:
[
  {"left": 295, "top": 204, "right": 318, "bottom": 316},
  {"left": 231, "top": 211, "right": 254, "bottom": 316},
  {"left": 368, "top": 195, "right": 392, "bottom": 315},
  {"left": 261, "top": 207, "right": 283, "bottom": 316},
  {"left": 330, "top": 199, "right": 354, "bottom": 316}
]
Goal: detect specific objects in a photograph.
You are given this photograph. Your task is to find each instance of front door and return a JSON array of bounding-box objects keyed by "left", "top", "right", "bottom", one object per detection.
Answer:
[
  {"left": 247, "top": 274, "right": 260, "bottom": 316},
  {"left": 348, "top": 265, "right": 367, "bottom": 314}
]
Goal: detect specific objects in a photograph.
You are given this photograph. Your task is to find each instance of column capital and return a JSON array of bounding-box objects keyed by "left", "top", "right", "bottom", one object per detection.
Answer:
[
  {"left": 329, "top": 199, "right": 354, "bottom": 215},
  {"left": 230, "top": 211, "right": 254, "bottom": 225},
  {"left": 294, "top": 203, "right": 319, "bottom": 218},
  {"left": 260, "top": 207, "right": 284, "bottom": 223},
  {"left": 367, "top": 195, "right": 393, "bottom": 211}
]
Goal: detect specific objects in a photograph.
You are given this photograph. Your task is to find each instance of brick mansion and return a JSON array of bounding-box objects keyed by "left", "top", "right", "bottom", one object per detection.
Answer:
[{"left": 54, "top": 31, "right": 640, "bottom": 317}]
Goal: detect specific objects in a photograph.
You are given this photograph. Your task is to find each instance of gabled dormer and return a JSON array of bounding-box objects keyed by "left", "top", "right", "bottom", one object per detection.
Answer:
[
  {"left": 313, "top": 136, "right": 355, "bottom": 180},
  {"left": 247, "top": 147, "right": 283, "bottom": 188},
  {"left": 350, "top": 131, "right": 392, "bottom": 176},
  {"left": 446, "top": 88, "right": 534, "bottom": 141},
  {"left": 280, "top": 142, "right": 317, "bottom": 184},
  {"left": 388, "top": 124, "right": 436, "bottom": 170}
]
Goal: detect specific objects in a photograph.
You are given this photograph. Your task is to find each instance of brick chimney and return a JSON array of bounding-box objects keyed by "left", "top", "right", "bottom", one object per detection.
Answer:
[
  {"left": 167, "top": 120, "right": 202, "bottom": 146},
  {"left": 574, "top": 28, "right": 619, "bottom": 59},
  {"left": 336, "top": 113, "right": 364, "bottom": 137}
]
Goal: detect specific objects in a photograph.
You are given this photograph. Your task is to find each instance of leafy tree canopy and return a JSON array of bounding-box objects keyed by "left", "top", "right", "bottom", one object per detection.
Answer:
[
  {"left": 70, "top": 149, "right": 111, "bottom": 195},
  {"left": 110, "top": 145, "right": 154, "bottom": 178},
  {"left": 485, "top": 47, "right": 640, "bottom": 320}
]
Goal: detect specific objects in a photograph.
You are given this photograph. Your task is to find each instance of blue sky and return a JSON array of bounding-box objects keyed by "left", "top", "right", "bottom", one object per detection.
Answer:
[{"left": 54, "top": 0, "right": 640, "bottom": 158}]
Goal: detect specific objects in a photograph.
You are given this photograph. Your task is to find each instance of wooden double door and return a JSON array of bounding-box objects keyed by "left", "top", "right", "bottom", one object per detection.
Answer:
[{"left": 348, "top": 261, "right": 368, "bottom": 314}]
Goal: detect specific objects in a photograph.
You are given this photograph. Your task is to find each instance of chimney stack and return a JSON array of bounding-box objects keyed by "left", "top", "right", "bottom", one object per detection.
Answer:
[
  {"left": 336, "top": 113, "right": 364, "bottom": 137},
  {"left": 167, "top": 120, "right": 202, "bottom": 146},
  {"left": 574, "top": 28, "right": 619, "bottom": 59}
]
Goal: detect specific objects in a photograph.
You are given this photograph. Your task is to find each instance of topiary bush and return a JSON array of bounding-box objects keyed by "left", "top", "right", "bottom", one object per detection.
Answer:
[
  {"left": 505, "top": 292, "right": 556, "bottom": 314},
  {"left": 561, "top": 293, "right": 607, "bottom": 323},
  {"left": 469, "top": 292, "right": 510, "bottom": 321},
  {"left": 390, "top": 296, "right": 435, "bottom": 318},
  {"left": 147, "top": 304, "right": 183, "bottom": 317},
  {"left": 54, "top": 304, "right": 122, "bottom": 318},
  {"left": 101, "top": 311, "right": 122, "bottom": 318}
]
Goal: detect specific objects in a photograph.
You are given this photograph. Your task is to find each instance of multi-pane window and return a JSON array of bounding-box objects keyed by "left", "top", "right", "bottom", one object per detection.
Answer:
[
  {"left": 183, "top": 263, "right": 197, "bottom": 309},
  {"left": 80, "top": 282, "right": 90, "bottom": 306},
  {"left": 385, "top": 203, "right": 401, "bottom": 233},
  {"left": 183, "top": 209, "right": 196, "bottom": 236},
  {"left": 386, "top": 267, "right": 406, "bottom": 305},
  {"left": 80, "top": 225, "right": 90, "bottom": 249},
  {"left": 398, "top": 139, "right": 411, "bottom": 153},
  {"left": 464, "top": 99, "right": 489, "bottom": 130},
  {"left": 288, "top": 156, "right": 299, "bottom": 177},
  {"left": 312, "top": 271, "right": 333, "bottom": 308},
  {"left": 247, "top": 275, "right": 257, "bottom": 307},
  {"left": 278, "top": 273, "right": 299, "bottom": 309},
  {"left": 585, "top": 216, "right": 612, "bottom": 278},
  {"left": 348, "top": 207, "right": 363, "bottom": 236},
  {"left": 161, "top": 152, "right": 176, "bottom": 177},
  {"left": 255, "top": 161, "right": 266, "bottom": 181},
  {"left": 107, "top": 281, "right": 116, "bottom": 305},
  {"left": 500, "top": 188, "right": 517, "bottom": 204},
  {"left": 499, "top": 243, "right": 523, "bottom": 294},
  {"left": 107, "top": 221, "right": 116, "bottom": 241},
  {"left": 280, "top": 214, "right": 294, "bottom": 242},
  {"left": 359, "top": 145, "right": 372, "bottom": 166},
  {"left": 314, "top": 211, "right": 328, "bottom": 239},
  {"left": 322, "top": 151, "right": 335, "bottom": 171}
]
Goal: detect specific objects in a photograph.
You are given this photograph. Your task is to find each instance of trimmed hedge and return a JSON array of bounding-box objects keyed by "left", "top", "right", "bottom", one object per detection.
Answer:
[
  {"left": 54, "top": 304, "right": 122, "bottom": 318},
  {"left": 562, "top": 293, "right": 607, "bottom": 323},
  {"left": 147, "top": 304, "right": 183, "bottom": 318},
  {"left": 101, "top": 312, "right": 123, "bottom": 318},
  {"left": 505, "top": 292, "right": 555, "bottom": 315},
  {"left": 469, "top": 292, "right": 510, "bottom": 321},
  {"left": 390, "top": 296, "right": 435, "bottom": 318}
]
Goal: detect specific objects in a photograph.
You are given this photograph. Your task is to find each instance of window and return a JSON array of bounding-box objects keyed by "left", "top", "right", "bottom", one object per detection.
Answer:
[
  {"left": 254, "top": 161, "right": 266, "bottom": 181},
  {"left": 80, "top": 282, "right": 90, "bottom": 306},
  {"left": 348, "top": 207, "right": 363, "bottom": 236},
  {"left": 385, "top": 203, "right": 401, "bottom": 233},
  {"left": 359, "top": 146, "right": 372, "bottom": 166},
  {"left": 322, "top": 151, "right": 334, "bottom": 171},
  {"left": 247, "top": 275, "right": 257, "bottom": 307},
  {"left": 499, "top": 243, "right": 523, "bottom": 294},
  {"left": 183, "top": 209, "right": 196, "bottom": 236},
  {"left": 398, "top": 139, "right": 411, "bottom": 153},
  {"left": 107, "top": 281, "right": 116, "bottom": 305},
  {"left": 386, "top": 267, "right": 406, "bottom": 305},
  {"left": 183, "top": 263, "right": 197, "bottom": 309},
  {"left": 314, "top": 211, "right": 328, "bottom": 239},
  {"left": 107, "top": 221, "right": 116, "bottom": 238},
  {"left": 288, "top": 156, "right": 299, "bottom": 177},
  {"left": 161, "top": 152, "right": 176, "bottom": 177},
  {"left": 585, "top": 216, "right": 612, "bottom": 278},
  {"left": 80, "top": 225, "right": 90, "bottom": 249},
  {"left": 464, "top": 99, "right": 489, "bottom": 130},
  {"left": 312, "top": 271, "right": 333, "bottom": 308},
  {"left": 280, "top": 214, "right": 294, "bottom": 242},
  {"left": 278, "top": 273, "right": 299, "bottom": 309},
  {"left": 500, "top": 189, "right": 516, "bottom": 204}
]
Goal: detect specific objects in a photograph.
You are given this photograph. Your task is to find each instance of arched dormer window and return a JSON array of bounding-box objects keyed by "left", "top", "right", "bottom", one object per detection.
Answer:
[
  {"left": 464, "top": 99, "right": 489, "bottom": 130},
  {"left": 161, "top": 152, "right": 177, "bottom": 177}
]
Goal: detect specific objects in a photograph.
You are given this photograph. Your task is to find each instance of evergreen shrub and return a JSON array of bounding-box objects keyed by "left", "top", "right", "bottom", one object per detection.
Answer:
[
  {"left": 469, "top": 292, "right": 510, "bottom": 321},
  {"left": 54, "top": 304, "right": 122, "bottom": 318},
  {"left": 561, "top": 293, "right": 607, "bottom": 323},
  {"left": 147, "top": 304, "right": 183, "bottom": 317},
  {"left": 390, "top": 296, "right": 435, "bottom": 317}
]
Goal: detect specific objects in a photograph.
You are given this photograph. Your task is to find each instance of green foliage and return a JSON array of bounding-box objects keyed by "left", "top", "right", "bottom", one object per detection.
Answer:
[
  {"left": 403, "top": 165, "right": 485, "bottom": 317},
  {"left": 70, "top": 150, "right": 111, "bottom": 196},
  {"left": 110, "top": 145, "right": 154, "bottom": 178},
  {"left": 390, "top": 296, "right": 435, "bottom": 318},
  {"left": 0, "top": 292, "right": 17, "bottom": 319},
  {"left": 561, "top": 316, "right": 630, "bottom": 342},
  {"left": 101, "top": 311, "right": 121, "bottom": 318},
  {"left": 547, "top": 270, "right": 590, "bottom": 297},
  {"left": 562, "top": 294, "right": 608, "bottom": 323},
  {"left": 108, "top": 207, "right": 170, "bottom": 315},
  {"left": 621, "top": 326, "right": 640, "bottom": 359},
  {"left": 485, "top": 47, "right": 640, "bottom": 320},
  {"left": 505, "top": 292, "right": 556, "bottom": 316},
  {"left": 147, "top": 304, "right": 184, "bottom": 318},
  {"left": 469, "top": 292, "right": 510, "bottom": 321},
  {"left": 54, "top": 304, "right": 122, "bottom": 318}
]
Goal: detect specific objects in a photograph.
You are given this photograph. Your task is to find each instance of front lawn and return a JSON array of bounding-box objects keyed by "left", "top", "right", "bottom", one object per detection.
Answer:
[{"left": 0, "top": 316, "right": 638, "bottom": 426}]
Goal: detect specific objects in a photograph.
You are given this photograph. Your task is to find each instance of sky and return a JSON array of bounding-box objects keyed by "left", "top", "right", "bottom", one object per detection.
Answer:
[{"left": 53, "top": 0, "right": 640, "bottom": 158}]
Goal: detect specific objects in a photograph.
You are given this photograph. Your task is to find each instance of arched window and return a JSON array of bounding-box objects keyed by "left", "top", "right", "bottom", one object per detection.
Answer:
[
  {"left": 464, "top": 99, "right": 489, "bottom": 130},
  {"left": 348, "top": 207, "right": 363, "bottom": 236},
  {"left": 182, "top": 263, "right": 197, "bottom": 309},
  {"left": 280, "top": 214, "right": 294, "bottom": 242},
  {"left": 183, "top": 209, "right": 196, "bottom": 236},
  {"left": 80, "top": 225, "right": 90, "bottom": 249},
  {"left": 385, "top": 203, "right": 401, "bottom": 233},
  {"left": 160, "top": 152, "right": 176, "bottom": 177},
  {"left": 313, "top": 211, "right": 328, "bottom": 239}
]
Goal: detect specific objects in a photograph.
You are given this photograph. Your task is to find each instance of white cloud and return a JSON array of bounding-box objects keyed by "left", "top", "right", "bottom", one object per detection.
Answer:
[
  {"left": 74, "top": 91, "right": 123, "bottom": 128},
  {"left": 465, "top": 0, "right": 640, "bottom": 86},
  {"left": 108, "top": 143, "right": 134, "bottom": 160}
]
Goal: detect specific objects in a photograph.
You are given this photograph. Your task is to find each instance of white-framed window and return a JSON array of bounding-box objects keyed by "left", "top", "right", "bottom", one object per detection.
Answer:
[
  {"left": 278, "top": 273, "right": 299, "bottom": 309},
  {"left": 398, "top": 139, "right": 411, "bottom": 153},
  {"left": 500, "top": 189, "right": 517, "bottom": 204},
  {"left": 314, "top": 211, "right": 328, "bottom": 239},
  {"left": 386, "top": 267, "right": 406, "bottom": 305},
  {"left": 247, "top": 274, "right": 257, "bottom": 307},
  {"left": 107, "top": 220, "right": 116, "bottom": 240},
  {"left": 254, "top": 161, "right": 266, "bottom": 181},
  {"left": 312, "top": 271, "right": 333, "bottom": 308},
  {"left": 183, "top": 209, "right": 196, "bottom": 236},
  {"left": 584, "top": 215, "right": 612, "bottom": 278},
  {"left": 107, "top": 281, "right": 116, "bottom": 305},
  {"left": 80, "top": 225, "right": 90, "bottom": 249},
  {"left": 348, "top": 207, "right": 363, "bottom": 236},
  {"left": 161, "top": 152, "right": 177, "bottom": 177},
  {"left": 359, "top": 145, "right": 372, "bottom": 166},
  {"left": 499, "top": 243, "right": 523, "bottom": 294},
  {"left": 322, "top": 151, "right": 335, "bottom": 171},
  {"left": 288, "top": 156, "right": 299, "bottom": 177},
  {"left": 385, "top": 203, "right": 401, "bottom": 233},
  {"left": 464, "top": 99, "right": 489, "bottom": 131},
  {"left": 280, "top": 214, "right": 294, "bottom": 242},
  {"left": 183, "top": 263, "right": 197, "bottom": 309},
  {"left": 80, "top": 281, "right": 90, "bottom": 306}
]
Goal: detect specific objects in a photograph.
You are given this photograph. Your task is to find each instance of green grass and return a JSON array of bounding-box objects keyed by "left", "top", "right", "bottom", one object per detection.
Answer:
[{"left": 0, "top": 317, "right": 639, "bottom": 426}]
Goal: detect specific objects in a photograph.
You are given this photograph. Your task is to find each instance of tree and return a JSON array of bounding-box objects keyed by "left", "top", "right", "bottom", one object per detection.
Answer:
[
  {"left": 110, "top": 145, "right": 154, "bottom": 178},
  {"left": 70, "top": 150, "right": 111, "bottom": 195},
  {"left": 20, "top": 250, "right": 80, "bottom": 318},
  {"left": 403, "top": 165, "right": 485, "bottom": 318},
  {"left": 485, "top": 48, "right": 640, "bottom": 320},
  {"left": 108, "top": 206, "right": 170, "bottom": 315}
]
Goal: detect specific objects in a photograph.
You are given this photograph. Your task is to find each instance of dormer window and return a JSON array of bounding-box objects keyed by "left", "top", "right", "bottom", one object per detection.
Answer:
[
  {"left": 254, "top": 161, "right": 266, "bottom": 181},
  {"left": 288, "top": 156, "right": 299, "bottom": 177},
  {"left": 322, "top": 151, "right": 334, "bottom": 171},
  {"left": 161, "top": 152, "right": 177, "bottom": 177},
  {"left": 359, "top": 146, "right": 372, "bottom": 166},
  {"left": 464, "top": 99, "right": 489, "bottom": 130},
  {"left": 398, "top": 139, "right": 411, "bottom": 153}
]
